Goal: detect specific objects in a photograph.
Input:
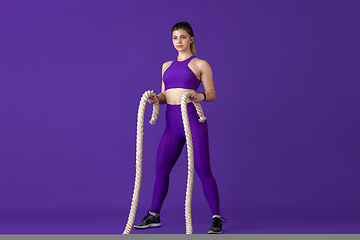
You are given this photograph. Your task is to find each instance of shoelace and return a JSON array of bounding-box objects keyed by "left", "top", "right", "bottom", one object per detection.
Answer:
[
  {"left": 142, "top": 213, "right": 154, "bottom": 222},
  {"left": 220, "top": 217, "right": 227, "bottom": 223},
  {"left": 213, "top": 216, "right": 227, "bottom": 223}
]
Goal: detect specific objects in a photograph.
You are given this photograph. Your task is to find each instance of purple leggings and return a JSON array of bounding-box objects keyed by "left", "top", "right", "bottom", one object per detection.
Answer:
[{"left": 150, "top": 103, "right": 220, "bottom": 215}]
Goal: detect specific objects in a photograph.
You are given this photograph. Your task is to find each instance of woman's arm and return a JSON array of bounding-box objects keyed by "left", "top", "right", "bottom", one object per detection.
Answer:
[
  {"left": 156, "top": 81, "right": 166, "bottom": 104},
  {"left": 189, "top": 59, "right": 215, "bottom": 103},
  {"left": 148, "top": 61, "right": 170, "bottom": 105}
]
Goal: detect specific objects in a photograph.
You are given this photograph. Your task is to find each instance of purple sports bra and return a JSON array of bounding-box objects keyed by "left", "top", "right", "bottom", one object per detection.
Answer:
[{"left": 163, "top": 55, "right": 200, "bottom": 91}]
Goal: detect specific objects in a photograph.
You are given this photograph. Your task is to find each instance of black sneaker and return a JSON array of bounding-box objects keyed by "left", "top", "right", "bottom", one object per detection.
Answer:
[
  {"left": 134, "top": 210, "right": 161, "bottom": 229},
  {"left": 208, "top": 216, "right": 227, "bottom": 234}
]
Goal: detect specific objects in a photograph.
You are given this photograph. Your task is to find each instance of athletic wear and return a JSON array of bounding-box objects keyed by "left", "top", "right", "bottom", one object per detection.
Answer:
[
  {"left": 140, "top": 55, "right": 220, "bottom": 231},
  {"left": 150, "top": 103, "right": 220, "bottom": 215},
  {"left": 163, "top": 55, "right": 200, "bottom": 91},
  {"left": 134, "top": 210, "right": 161, "bottom": 229}
]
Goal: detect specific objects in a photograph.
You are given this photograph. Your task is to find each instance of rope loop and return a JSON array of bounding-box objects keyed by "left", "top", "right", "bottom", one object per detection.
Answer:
[{"left": 123, "top": 90, "right": 159, "bottom": 234}]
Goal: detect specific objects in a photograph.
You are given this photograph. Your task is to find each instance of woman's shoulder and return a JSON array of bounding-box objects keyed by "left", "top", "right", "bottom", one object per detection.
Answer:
[
  {"left": 192, "top": 57, "right": 211, "bottom": 69},
  {"left": 162, "top": 60, "right": 173, "bottom": 75},
  {"left": 162, "top": 60, "right": 173, "bottom": 69}
]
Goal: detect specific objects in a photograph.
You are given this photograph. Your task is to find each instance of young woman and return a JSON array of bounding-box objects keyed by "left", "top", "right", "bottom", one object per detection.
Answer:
[{"left": 134, "top": 21, "right": 226, "bottom": 234}]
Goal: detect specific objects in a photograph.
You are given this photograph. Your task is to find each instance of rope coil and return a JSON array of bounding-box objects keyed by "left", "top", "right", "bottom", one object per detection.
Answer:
[{"left": 123, "top": 91, "right": 206, "bottom": 234}]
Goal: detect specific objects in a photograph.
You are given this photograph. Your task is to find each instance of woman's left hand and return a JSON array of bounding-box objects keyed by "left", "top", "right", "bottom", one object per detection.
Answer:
[{"left": 188, "top": 92, "right": 205, "bottom": 103}]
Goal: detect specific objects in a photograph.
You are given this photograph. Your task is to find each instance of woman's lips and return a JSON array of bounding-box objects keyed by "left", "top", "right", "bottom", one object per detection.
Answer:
[{"left": 177, "top": 45, "right": 183, "bottom": 48}]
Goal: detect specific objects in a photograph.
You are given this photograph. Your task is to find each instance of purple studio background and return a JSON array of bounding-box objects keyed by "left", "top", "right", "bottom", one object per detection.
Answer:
[{"left": 0, "top": 0, "right": 359, "bottom": 234}]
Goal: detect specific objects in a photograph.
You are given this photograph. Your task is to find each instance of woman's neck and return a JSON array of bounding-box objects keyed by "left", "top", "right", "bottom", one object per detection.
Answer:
[{"left": 177, "top": 51, "right": 193, "bottom": 61}]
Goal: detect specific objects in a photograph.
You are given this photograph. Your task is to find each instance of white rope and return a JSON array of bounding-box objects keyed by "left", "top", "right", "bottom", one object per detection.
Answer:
[
  {"left": 122, "top": 90, "right": 206, "bottom": 235},
  {"left": 181, "top": 92, "right": 207, "bottom": 234},
  {"left": 122, "top": 90, "right": 159, "bottom": 234}
]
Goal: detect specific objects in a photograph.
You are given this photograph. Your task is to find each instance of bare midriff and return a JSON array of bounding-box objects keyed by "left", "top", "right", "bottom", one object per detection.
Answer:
[{"left": 165, "top": 88, "right": 196, "bottom": 105}]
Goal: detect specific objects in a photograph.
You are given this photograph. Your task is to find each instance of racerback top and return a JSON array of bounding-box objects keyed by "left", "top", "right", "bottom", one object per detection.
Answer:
[{"left": 163, "top": 55, "right": 200, "bottom": 91}]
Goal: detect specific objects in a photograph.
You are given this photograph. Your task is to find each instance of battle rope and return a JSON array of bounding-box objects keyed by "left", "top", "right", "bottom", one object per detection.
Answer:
[
  {"left": 181, "top": 92, "right": 207, "bottom": 234},
  {"left": 123, "top": 90, "right": 159, "bottom": 234},
  {"left": 122, "top": 91, "right": 206, "bottom": 234}
]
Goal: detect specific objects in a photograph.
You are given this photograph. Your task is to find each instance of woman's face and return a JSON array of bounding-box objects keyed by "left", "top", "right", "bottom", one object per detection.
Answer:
[{"left": 172, "top": 29, "right": 193, "bottom": 53}]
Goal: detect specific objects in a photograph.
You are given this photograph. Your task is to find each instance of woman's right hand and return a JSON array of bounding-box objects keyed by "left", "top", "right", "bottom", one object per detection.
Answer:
[{"left": 147, "top": 91, "right": 159, "bottom": 104}]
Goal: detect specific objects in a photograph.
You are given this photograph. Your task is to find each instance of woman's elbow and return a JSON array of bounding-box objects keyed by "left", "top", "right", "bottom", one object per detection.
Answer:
[{"left": 206, "top": 90, "right": 215, "bottom": 102}]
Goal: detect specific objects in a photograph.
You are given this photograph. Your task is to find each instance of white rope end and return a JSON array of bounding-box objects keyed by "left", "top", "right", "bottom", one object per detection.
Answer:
[{"left": 198, "top": 116, "right": 207, "bottom": 122}]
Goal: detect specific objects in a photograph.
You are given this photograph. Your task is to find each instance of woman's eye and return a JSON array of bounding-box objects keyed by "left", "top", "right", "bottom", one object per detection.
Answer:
[{"left": 182, "top": 36, "right": 186, "bottom": 39}]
